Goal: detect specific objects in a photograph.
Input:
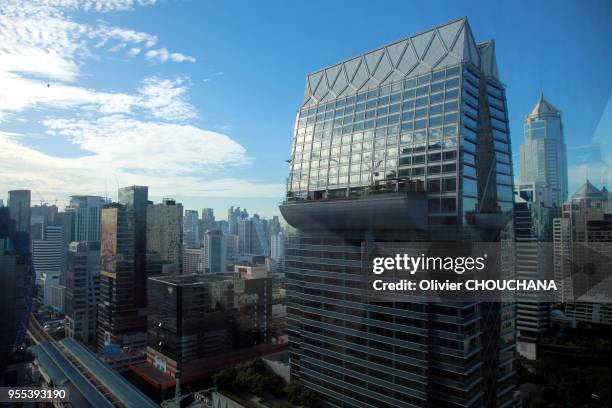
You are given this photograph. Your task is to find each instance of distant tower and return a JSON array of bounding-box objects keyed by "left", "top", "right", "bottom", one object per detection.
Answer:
[
  {"left": 519, "top": 93, "right": 568, "bottom": 206},
  {"left": 8, "top": 190, "right": 31, "bottom": 234}
]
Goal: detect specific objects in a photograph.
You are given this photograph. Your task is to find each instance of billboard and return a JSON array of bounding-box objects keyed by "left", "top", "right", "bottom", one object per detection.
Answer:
[{"left": 100, "top": 208, "right": 119, "bottom": 275}]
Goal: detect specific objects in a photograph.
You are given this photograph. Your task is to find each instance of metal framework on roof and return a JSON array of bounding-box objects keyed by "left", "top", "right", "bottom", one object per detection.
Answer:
[{"left": 301, "top": 17, "right": 499, "bottom": 107}]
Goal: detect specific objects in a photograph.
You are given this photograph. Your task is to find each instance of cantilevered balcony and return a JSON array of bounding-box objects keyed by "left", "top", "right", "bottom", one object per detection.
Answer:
[{"left": 280, "top": 179, "right": 427, "bottom": 232}]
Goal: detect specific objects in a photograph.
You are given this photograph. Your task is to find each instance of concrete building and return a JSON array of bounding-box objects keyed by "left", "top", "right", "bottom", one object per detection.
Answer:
[
  {"left": 145, "top": 269, "right": 272, "bottom": 379},
  {"left": 65, "top": 241, "right": 101, "bottom": 345},
  {"left": 553, "top": 181, "right": 612, "bottom": 323},
  {"left": 270, "top": 232, "right": 285, "bottom": 276},
  {"left": 32, "top": 225, "right": 64, "bottom": 280},
  {"left": 146, "top": 198, "right": 183, "bottom": 275},
  {"left": 183, "top": 248, "right": 202, "bottom": 275}
]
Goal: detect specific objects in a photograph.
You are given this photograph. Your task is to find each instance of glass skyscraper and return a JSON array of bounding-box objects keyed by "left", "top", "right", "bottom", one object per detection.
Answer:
[
  {"left": 519, "top": 94, "right": 568, "bottom": 207},
  {"left": 281, "top": 17, "right": 516, "bottom": 407}
]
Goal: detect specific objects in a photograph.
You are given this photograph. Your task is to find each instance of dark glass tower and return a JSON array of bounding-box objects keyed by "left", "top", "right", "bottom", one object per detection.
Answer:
[
  {"left": 281, "top": 18, "right": 516, "bottom": 407},
  {"left": 97, "top": 186, "right": 149, "bottom": 351}
]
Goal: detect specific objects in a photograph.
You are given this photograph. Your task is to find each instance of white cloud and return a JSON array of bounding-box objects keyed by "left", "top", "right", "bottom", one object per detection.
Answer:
[
  {"left": 0, "top": 123, "right": 283, "bottom": 201},
  {"left": 145, "top": 48, "right": 196, "bottom": 63},
  {"left": 0, "top": 0, "right": 191, "bottom": 86},
  {"left": 137, "top": 76, "right": 196, "bottom": 121},
  {"left": 127, "top": 47, "right": 141, "bottom": 57},
  {"left": 0, "top": 1, "right": 280, "bottom": 204}
]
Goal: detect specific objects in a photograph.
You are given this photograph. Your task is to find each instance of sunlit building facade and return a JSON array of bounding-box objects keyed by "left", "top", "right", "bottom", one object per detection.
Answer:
[{"left": 519, "top": 94, "right": 568, "bottom": 207}]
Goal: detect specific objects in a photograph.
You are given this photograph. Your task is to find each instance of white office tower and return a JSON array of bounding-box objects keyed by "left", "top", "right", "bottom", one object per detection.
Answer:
[
  {"left": 32, "top": 225, "right": 64, "bottom": 280},
  {"left": 519, "top": 94, "right": 568, "bottom": 207}
]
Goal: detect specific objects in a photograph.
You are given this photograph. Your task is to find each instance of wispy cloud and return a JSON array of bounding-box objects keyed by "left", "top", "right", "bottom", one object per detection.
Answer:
[
  {"left": 145, "top": 48, "right": 196, "bottom": 63},
  {"left": 0, "top": 1, "right": 282, "bottom": 203}
]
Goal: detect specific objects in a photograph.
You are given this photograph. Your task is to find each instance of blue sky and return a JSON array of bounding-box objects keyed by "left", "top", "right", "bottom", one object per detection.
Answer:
[{"left": 0, "top": 0, "right": 610, "bottom": 218}]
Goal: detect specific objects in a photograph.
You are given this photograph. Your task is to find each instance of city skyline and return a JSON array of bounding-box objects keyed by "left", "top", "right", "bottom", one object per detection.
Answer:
[{"left": 0, "top": 0, "right": 610, "bottom": 219}]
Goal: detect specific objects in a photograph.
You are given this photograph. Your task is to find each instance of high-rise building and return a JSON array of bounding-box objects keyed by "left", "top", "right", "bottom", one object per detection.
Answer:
[
  {"left": 65, "top": 241, "right": 100, "bottom": 345},
  {"left": 147, "top": 198, "right": 183, "bottom": 275},
  {"left": 8, "top": 190, "right": 31, "bottom": 234},
  {"left": 238, "top": 217, "right": 269, "bottom": 256},
  {"left": 202, "top": 229, "right": 227, "bottom": 273},
  {"left": 0, "top": 206, "right": 31, "bottom": 377},
  {"left": 519, "top": 94, "right": 568, "bottom": 207},
  {"left": 227, "top": 206, "right": 248, "bottom": 235},
  {"left": 32, "top": 225, "right": 63, "bottom": 280},
  {"left": 144, "top": 268, "right": 271, "bottom": 381},
  {"left": 183, "top": 209, "right": 199, "bottom": 248},
  {"left": 183, "top": 248, "right": 202, "bottom": 275},
  {"left": 30, "top": 204, "right": 58, "bottom": 240},
  {"left": 97, "top": 186, "right": 149, "bottom": 353},
  {"left": 270, "top": 232, "right": 285, "bottom": 276},
  {"left": 280, "top": 17, "right": 516, "bottom": 407},
  {"left": 66, "top": 195, "right": 105, "bottom": 242},
  {"left": 553, "top": 181, "right": 612, "bottom": 313},
  {"left": 225, "top": 233, "right": 239, "bottom": 263},
  {"left": 38, "top": 270, "right": 60, "bottom": 307},
  {"left": 513, "top": 198, "right": 557, "bottom": 344}
]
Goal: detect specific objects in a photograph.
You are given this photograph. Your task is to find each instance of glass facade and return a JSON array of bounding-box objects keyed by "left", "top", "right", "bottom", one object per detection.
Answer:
[
  {"left": 282, "top": 18, "right": 516, "bottom": 408},
  {"left": 288, "top": 64, "right": 514, "bottom": 231},
  {"left": 97, "top": 186, "right": 149, "bottom": 351}
]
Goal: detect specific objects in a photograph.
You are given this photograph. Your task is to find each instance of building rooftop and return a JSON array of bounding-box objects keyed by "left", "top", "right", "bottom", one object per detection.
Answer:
[
  {"left": 301, "top": 17, "right": 498, "bottom": 107},
  {"left": 527, "top": 92, "right": 561, "bottom": 119},
  {"left": 148, "top": 272, "right": 241, "bottom": 286},
  {"left": 572, "top": 180, "right": 604, "bottom": 201}
]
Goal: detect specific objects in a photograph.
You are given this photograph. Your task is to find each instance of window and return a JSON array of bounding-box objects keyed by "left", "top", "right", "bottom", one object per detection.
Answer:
[
  {"left": 404, "top": 78, "right": 416, "bottom": 88},
  {"left": 414, "top": 119, "right": 427, "bottom": 129},
  {"left": 446, "top": 66, "right": 460, "bottom": 77},
  {"left": 432, "top": 70, "right": 445, "bottom": 82},
  {"left": 463, "top": 139, "right": 477, "bottom": 154},
  {"left": 389, "top": 103, "right": 401, "bottom": 114},
  {"left": 415, "top": 107, "right": 428, "bottom": 119},
  {"left": 429, "top": 199, "right": 440, "bottom": 212},
  {"left": 403, "top": 89, "right": 416, "bottom": 100},
  {"left": 441, "top": 198, "right": 456, "bottom": 211},
  {"left": 443, "top": 178, "right": 456, "bottom": 192},
  {"left": 444, "top": 112, "right": 458, "bottom": 124},
  {"left": 399, "top": 157, "right": 411, "bottom": 166},
  {"left": 497, "top": 185, "right": 513, "bottom": 200},
  {"left": 463, "top": 165, "right": 476, "bottom": 178},
  {"left": 402, "top": 111, "right": 414, "bottom": 121},
  {"left": 431, "top": 93, "right": 444, "bottom": 104},
  {"left": 428, "top": 179, "right": 441, "bottom": 191},
  {"left": 428, "top": 152, "right": 441, "bottom": 162},
  {"left": 416, "top": 86, "right": 429, "bottom": 96},
  {"left": 443, "top": 163, "right": 456, "bottom": 173},
  {"left": 430, "top": 104, "right": 443, "bottom": 115},
  {"left": 463, "top": 152, "right": 475, "bottom": 165},
  {"left": 416, "top": 97, "right": 428, "bottom": 107},
  {"left": 446, "top": 77, "right": 460, "bottom": 89},
  {"left": 429, "top": 116, "right": 443, "bottom": 127},
  {"left": 463, "top": 178, "right": 477, "bottom": 196}
]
